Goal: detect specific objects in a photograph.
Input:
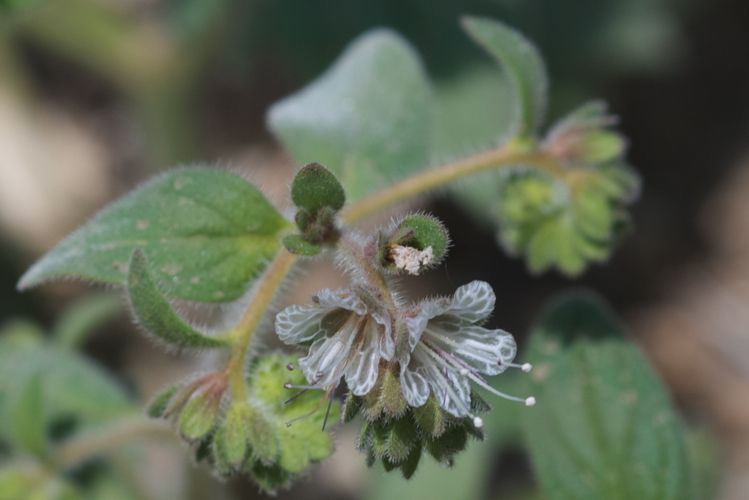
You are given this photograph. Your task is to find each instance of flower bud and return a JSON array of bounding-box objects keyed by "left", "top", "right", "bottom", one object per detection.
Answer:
[
  {"left": 177, "top": 375, "right": 227, "bottom": 441},
  {"left": 381, "top": 214, "right": 450, "bottom": 275},
  {"left": 291, "top": 163, "right": 345, "bottom": 213}
]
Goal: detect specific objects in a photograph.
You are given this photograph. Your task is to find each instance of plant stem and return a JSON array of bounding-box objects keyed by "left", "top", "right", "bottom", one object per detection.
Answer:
[
  {"left": 341, "top": 145, "right": 561, "bottom": 222},
  {"left": 225, "top": 142, "right": 568, "bottom": 395},
  {"left": 226, "top": 250, "right": 299, "bottom": 400},
  {"left": 53, "top": 414, "right": 172, "bottom": 469}
]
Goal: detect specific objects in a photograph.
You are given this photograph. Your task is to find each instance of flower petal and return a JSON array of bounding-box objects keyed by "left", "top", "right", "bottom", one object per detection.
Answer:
[
  {"left": 404, "top": 298, "right": 449, "bottom": 352},
  {"left": 344, "top": 322, "right": 381, "bottom": 395},
  {"left": 400, "top": 366, "right": 429, "bottom": 407},
  {"left": 299, "top": 330, "right": 356, "bottom": 388},
  {"left": 275, "top": 304, "right": 328, "bottom": 345},
  {"left": 414, "top": 348, "right": 472, "bottom": 417},
  {"left": 371, "top": 309, "right": 395, "bottom": 361},
  {"left": 315, "top": 288, "right": 367, "bottom": 315},
  {"left": 448, "top": 280, "right": 495, "bottom": 323},
  {"left": 425, "top": 321, "right": 517, "bottom": 375}
]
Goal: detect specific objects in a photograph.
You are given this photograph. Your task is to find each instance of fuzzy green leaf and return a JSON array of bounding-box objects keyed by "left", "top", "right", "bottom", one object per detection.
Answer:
[
  {"left": 291, "top": 162, "right": 345, "bottom": 212},
  {"left": 461, "top": 16, "right": 548, "bottom": 136},
  {"left": 146, "top": 384, "right": 180, "bottom": 419},
  {"left": 127, "top": 250, "right": 228, "bottom": 349},
  {"left": 250, "top": 354, "right": 338, "bottom": 475},
  {"left": 268, "top": 29, "right": 432, "bottom": 201},
  {"left": 522, "top": 292, "right": 690, "bottom": 500},
  {"left": 282, "top": 234, "right": 321, "bottom": 256},
  {"left": 19, "top": 167, "right": 289, "bottom": 303}
]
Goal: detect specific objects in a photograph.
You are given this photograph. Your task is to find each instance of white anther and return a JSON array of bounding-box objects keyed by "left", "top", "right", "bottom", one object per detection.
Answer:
[
  {"left": 521, "top": 363, "right": 533, "bottom": 373},
  {"left": 525, "top": 397, "right": 536, "bottom": 407},
  {"left": 472, "top": 416, "right": 483, "bottom": 428}
]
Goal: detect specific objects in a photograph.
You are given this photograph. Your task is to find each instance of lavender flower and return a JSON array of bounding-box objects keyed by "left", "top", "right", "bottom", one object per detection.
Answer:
[
  {"left": 400, "top": 281, "right": 534, "bottom": 427},
  {"left": 275, "top": 287, "right": 395, "bottom": 396}
]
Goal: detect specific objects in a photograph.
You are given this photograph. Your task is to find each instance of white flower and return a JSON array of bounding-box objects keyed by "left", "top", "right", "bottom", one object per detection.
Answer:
[
  {"left": 275, "top": 288, "right": 395, "bottom": 396},
  {"left": 399, "top": 281, "right": 534, "bottom": 426}
]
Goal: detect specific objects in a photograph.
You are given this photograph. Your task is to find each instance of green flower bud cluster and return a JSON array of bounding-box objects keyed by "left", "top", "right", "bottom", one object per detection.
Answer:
[
  {"left": 147, "top": 354, "right": 337, "bottom": 493},
  {"left": 496, "top": 102, "right": 639, "bottom": 276},
  {"left": 283, "top": 163, "right": 346, "bottom": 256},
  {"left": 342, "top": 367, "right": 488, "bottom": 478}
]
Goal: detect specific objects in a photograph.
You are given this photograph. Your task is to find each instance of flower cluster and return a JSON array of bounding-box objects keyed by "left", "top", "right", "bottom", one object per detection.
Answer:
[{"left": 275, "top": 279, "right": 534, "bottom": 429}]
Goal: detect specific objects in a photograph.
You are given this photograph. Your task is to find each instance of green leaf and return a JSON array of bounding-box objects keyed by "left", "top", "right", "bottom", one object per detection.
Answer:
[
  {"left": 127, "top": 250, "right": 228, "bottom": 349},
  {"left": 19, "top": 167, "right": 289, "bottom": 303},
  {"left": 461, "top": 16, "right": 548, "bottom": 136},
  {"left": 8, "top": 372, "right": 46, "bottom": 457},
  {"left": 52, "top": 294, "right": 121, "bottom": 350},
  {"left": 282, "top": 234, "right": 321, "bottom": 257},
  {"left": 0, "top": 333, "right": 132, "bottom": 442},
  {"left": 146, "top": 384, "right": 180, "bottom": 419},
  {"left": 291, "top": 162, "right": 345, "bottom": 212},
  {"left": 268, "top": 29, "right": 432, "bottom": 201},
  {"left": 249, "top": 354, "right": 338, "bottom": 476},
  {"left": 522, "top": 292, "right": 690, "bottom": 500}
]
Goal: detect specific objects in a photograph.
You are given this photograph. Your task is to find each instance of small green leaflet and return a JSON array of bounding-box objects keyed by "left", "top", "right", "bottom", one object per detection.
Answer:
[
  {"left": 522, "top": 293, "right": 691, "bottom": 500},
  {"left": 461, "top": 16, "right": 549, "bottom": 137},
  {"left": 127, "top": 250, "right": 228, "bottom": 349},
  {"left": 19, "top": 167, "right": 290, "bottom": 303},
  {"left": 268, "top": 29, "right": 432, "bottom": 202}
]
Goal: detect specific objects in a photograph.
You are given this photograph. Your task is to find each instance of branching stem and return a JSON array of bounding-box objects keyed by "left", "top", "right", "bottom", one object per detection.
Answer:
[{"left": 225, "top": 140, "right": 574, "bottom": 396}]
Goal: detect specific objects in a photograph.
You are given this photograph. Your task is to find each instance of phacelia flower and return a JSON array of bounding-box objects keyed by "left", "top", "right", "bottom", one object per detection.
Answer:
[
  {"left": 275, "top": 287, "right": 395, "bottom": 396},
  {"left": 400, "top": 281, "right": 534, "bottom": 427}
]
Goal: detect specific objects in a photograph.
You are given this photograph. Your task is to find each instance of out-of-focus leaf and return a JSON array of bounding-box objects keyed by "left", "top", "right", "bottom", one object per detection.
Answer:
[
  {"left": 522, "top": 292, "right": 690, "bottom": 500},
  {"left": 0, "top": 333, "right": 132, "bottom": 443},
  {"left": 461, "top": 16, "right": 548, "bottom": 136},
  {"left": 127, "top": 250, "right": 228, "bottom": 349},
  {"left": 7, "top": 372, "right": 46, "bottom": 457},
  {"left": 0, "top": 464, "right": 78, "bottom": 500},
  {"left": 19, "top": 167, "right": 289, "bottom": 303},
  {"left": 268, "top": 29, "right": 432, "bottom": 201},
  {"left": 685, "top": 428, "right": 719, "bottom": 500},
  {"left": 52, "top": 294, "right": 121, "bottom": 350}
]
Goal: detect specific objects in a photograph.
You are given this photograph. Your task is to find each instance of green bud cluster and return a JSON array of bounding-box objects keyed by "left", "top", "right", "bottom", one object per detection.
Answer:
[
  {"left": 147, "top": 354, "right": 337, "bottom": 493},
  {"left": 342, "top": 366, "right": 488, "bottom": 478},
  {"left": 495, "top": 102, "right": 639, "bottom": 276},
  {"left": 283, "top": 163, "right": 346, "bottom": 256}
]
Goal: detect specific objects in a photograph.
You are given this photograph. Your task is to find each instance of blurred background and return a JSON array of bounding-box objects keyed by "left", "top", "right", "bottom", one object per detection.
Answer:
[{"left": 1, "top": 0, "right": 749, "bottom": 498}]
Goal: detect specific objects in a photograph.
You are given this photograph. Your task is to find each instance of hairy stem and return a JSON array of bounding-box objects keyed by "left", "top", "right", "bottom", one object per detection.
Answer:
[
  {"left": 342, "top": 144, "right": 562, "bottom": 222},
  {"left": 226, "top": 141, "right": 569, "bottom": 394},
  {"left": 226, "top": 250, "right": 298, "bottom": 400}
]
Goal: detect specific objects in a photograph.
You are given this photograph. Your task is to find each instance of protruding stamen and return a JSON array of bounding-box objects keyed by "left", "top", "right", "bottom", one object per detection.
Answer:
[
  {"left": 472, "top": 416, "right": 483, "bottom": 428},
  {"left": 321, "top": 396, "right": 334, "bottom": 431},
  {"left": 463, "top": 370, "right": 535, "bottom": 407},
  {"left": 503, "top": 361, "right": 533, "bottom": 373},
  {"left": 283, "top": 389, "right": 309, "bottom": 405},
  {"left": 284, "top": 382, "right": 319, "bottom": 391}
]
